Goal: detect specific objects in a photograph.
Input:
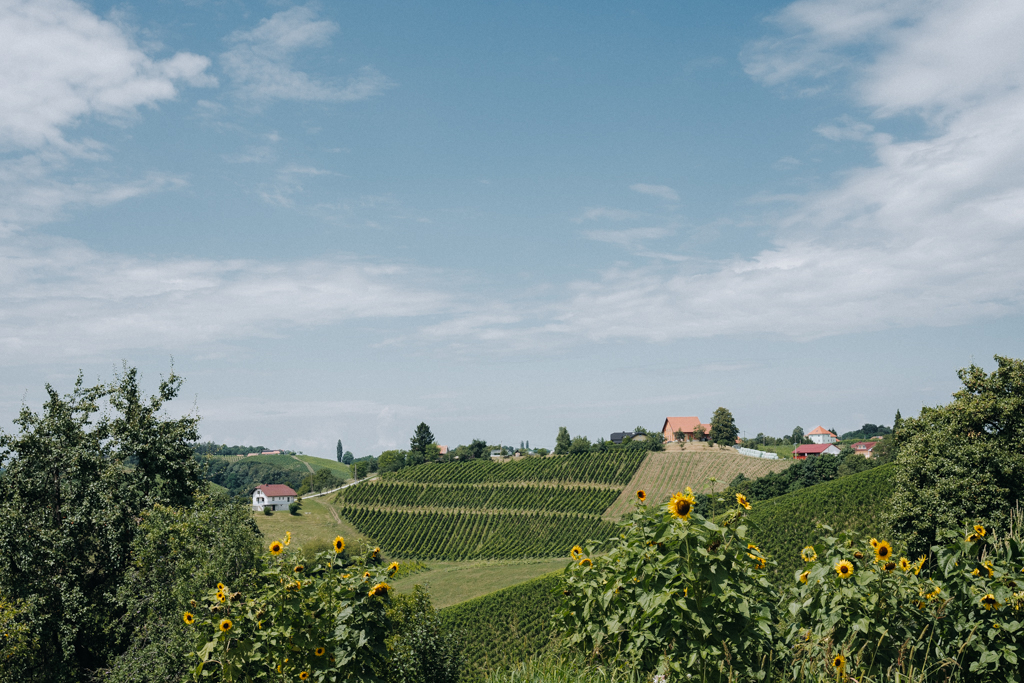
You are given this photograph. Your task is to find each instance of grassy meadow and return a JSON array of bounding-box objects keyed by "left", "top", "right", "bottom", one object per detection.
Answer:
[
  {"left": 253, "top": 494, "right": 369, "bottom": 553},
  {"left": 392, "top": 557, "right": 567, "bottom": 608}
]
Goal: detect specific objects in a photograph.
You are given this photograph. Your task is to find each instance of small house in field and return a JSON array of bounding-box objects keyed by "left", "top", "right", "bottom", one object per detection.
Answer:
[
  {"left": 662, "top": 416, "right": 704, "bottom": 442},
  {"left": 252, "top": 484, "right": 297, "bottom": 512},
  {"left": 807, "top": 426, "right": 838, "bottom": 444},
  {"left": 852, "top": 441, "right": 878, "bottom": 457},
  {"left": 610, "top": 431, "right": 635, "bottom": 444},
  {"left": 793, "top": 444, "right": 841, "bottom": 460}
]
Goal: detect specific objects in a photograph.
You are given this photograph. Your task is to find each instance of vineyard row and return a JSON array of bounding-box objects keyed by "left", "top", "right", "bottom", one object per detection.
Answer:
[{"left": 339, "top": 482, "right": 620, "bottom": 515}]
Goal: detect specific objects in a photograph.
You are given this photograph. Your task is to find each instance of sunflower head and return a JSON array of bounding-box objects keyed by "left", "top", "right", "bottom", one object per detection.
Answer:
[
  {"left": 853, "top": 551, "right": 864, "bottom": 559},
  {"left": 219, "top": 618, "right": 233, "bottom": 633},
  {"left": 372, "top": 547, "right": 381, "bottom": 558},
  {"left": 579, "top": 557, "right": 593, "bottom": 568},
  {"left": 870, "top": 538, "right": 880, "bottom": 549},
  {"left": 915, "top": 556, "right": 927, "bottom": 575},
  {"left": 636, "top": 489, "right": 646, "bottom": 502},
  {"left": 294, "top": 564, "right": 304, "bottom": 574},
  {"left": 368, "top": 582, "right": 390, "bottom": 597},
  {"left": 388, "top": 561, "right": 399, "bottom": 576},
  {"left": 884, "top": 561, "right": 896, "bottom": 572},
  {"left": 835, "top": 560, "right": 854, "bottom": 578},
  {"left": 874, "top": 540, "right": 893, "bottom": 562},
  {"left": 183, "top": 611, "right": 195, "bottom": 625},
  {"left": 363, "top": 571, "right": 371, "bottom": 580},
  {"left": 314, "top": 647, "right": 326, "bottom": 657},
  {"left": 216, "top": 582, "right": 226, "bottom": 591},
  {"left": 269, "top": 541, "right": 284, "bottom": 556},
  {"left": 333, "top": 536, "right": 345, "bottom": 553},
  {"left": 284, "top": 531, "right": 292, "bottom": 546},
  {"left": 668, "top": 490, "right": 696, "bottom": 520},
  {"left": 799, "top": 570, "right": 810, "bottom": 584},
  {"left": 832, "top": 654, "right": 846, "bottom": 673},
  {"left": 735, "top": 493, "right": 751, "bottom": 510},
  {"left": 299, "top": 672, "right": 309, "bottom": 681},
  {"left": 974, "top": 524, "right": 987, "bottom": 537},
  {"left": 980, "top": 593, "right": 999, "bottom": 611},
  {"left": 570, "top": 545, "right": 583, "bottom": 561},
  {"left": 966, "top": 533, "right": 980, "bottom": 543},
  {"left": 216, "top": 590, "right": 226, "bottom": 603},
  {"left": 800, "top": 546, "right": 817, "bottom": 562},
  {"left": 899, "top": 557, "right": 912, "bottom": 571}
]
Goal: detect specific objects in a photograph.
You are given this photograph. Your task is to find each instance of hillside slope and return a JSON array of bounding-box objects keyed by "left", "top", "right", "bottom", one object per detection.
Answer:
[
  {"left": 747, "top": 462, "right": 896, "bottom": 578},
  {"left": 604, "top": 445, "right": 791, "bottom": 520}
]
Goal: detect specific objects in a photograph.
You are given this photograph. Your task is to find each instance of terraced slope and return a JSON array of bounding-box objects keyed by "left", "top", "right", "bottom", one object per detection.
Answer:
[
  {"left": 336, "top": 450, "right": 648, "bottom": 560},
  {"left": 603, "top": 445, "right": 791, "bottom": 520}
]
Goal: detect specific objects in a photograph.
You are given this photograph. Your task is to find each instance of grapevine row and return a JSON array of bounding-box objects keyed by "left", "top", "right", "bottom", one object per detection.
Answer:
[
  {"left": 382, "top": 449, "right": 646, "bottom": 486},
  {"left": 339, "top": 508, "right": 617, "bottom": 560},
  {"left": 339, "top": 482, "right": 619, "bottom": 515}
]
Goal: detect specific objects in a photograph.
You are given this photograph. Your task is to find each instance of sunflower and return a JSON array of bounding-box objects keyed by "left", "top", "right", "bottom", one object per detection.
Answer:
[
  {"left": 853, "top": 551, "right": 864, "bottom": 559},
  {"left": 219, "top": 618, "right": 233, "bottom": 633},
  {"left": 974, "top": 524, "right": 987, "bottom": 537},
  {"left": 980, "top": 594, "right": 999, "bottom": 611},
  {"left": 915, "top": 556, "right": 926, "bottom": 575},
  {"left": 832, "top": 654, "right": 846, "bottom": 674},
  {"left": 982, "top": 561, "right": 994, "bottom": 577},
  {"left": 800, "top": 546, "right": 817, "bottom": 562},
  {"left": 835, "top": 560, "right": 854, "bottom": 579},
  {"left": 579, "top": 557, "right": 593, "bottom": 568},
  {"left": 734, "top": 492, "right": 751, "bottom": 510},
  {"left": 294, "top": 564, "right": 304, "bottom": 574},
  {"left": 884, "top": 561, "right": 896, "bottom": 572},
  {"left": 315, "top": 647, "right": 326, "bottom": 657},
  {"left": 216, "top": 590, "right": 226, "bottom": 603},
  {"left": 363, "top": 571, "right": 371, "bottom": 580},
  {"left": 799, "top": 570, "right": 810, "bottom": 584},
  {"left": 372, "top": 547, "right": 381, "bottom": 558},
  {"left": 299, "top": 673, "right": 310, "bottom": 681},
  {"left": 925, "top": 584, "right": 942, "bottom": 600},
  {"left": 388, "top": 561, "right": 399, "bottom": 576},
  {"left": 216, "top": 582, "right": 226, "bottom": 591},
  {"left": 284, "top": 531, "right": 292, "bottom": 546},
  {"left": 369, "top": 582, "right": 390, "bottom": 597},
  {"left": 899, "top": 557, "right": 912, "bottom": 571},
  {"left": 636, "top": 490, "right": 646, "bottom": 502},
  {"left": 870, "top": 538, "right": 880, "bottom": 549},
  {"left": 966, "top": 533, "right": 980, "bottom": 543},
  {"left": 570, "top": 545, "right": 583, "bottom": 561},
  {"left": 269, "top": 541, "right": 284, "bottom": 556},
  {"left": 183, "top": 612, "right": 195, "bottom": 625},
  {"left": 874, "top": 540, "right": 893, "bottom": 563},
  {"left": 333, "top": 536, "right": 345, "bottom": 553},
  {"left": 668, "top": 488, "right": 696, "bottom": 520}
]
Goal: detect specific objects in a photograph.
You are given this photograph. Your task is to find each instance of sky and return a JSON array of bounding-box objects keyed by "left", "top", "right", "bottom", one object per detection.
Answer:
[{"left": 2, "top": 0, "right": 1023, "bottom": 458}]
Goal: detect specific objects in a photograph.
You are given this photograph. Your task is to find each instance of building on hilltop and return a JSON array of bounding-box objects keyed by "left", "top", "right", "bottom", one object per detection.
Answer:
[
  {"left": 252, "top": 484, "right": 297, "bottom": 512},
  {"left": 661, "top": 416, "right": 704, "bottom": 442},
  {"left": 793, "top": 443, "right": 841, "bottom": 460},
  {"left": 806, "top": 426, "right": 838, "bottom": 444},
  {"left": 609, "top": 431, "right": 635, "bottom": 444},
  {"left": 852, "top": 441, "right": 878, "bottom": 457}
]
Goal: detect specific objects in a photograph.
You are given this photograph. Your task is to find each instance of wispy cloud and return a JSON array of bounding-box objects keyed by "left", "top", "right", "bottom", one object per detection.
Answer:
[
  {"left": 221, "top": 5, "right": 394, "bottom": 103},
  {"left": 572, "top": 207, "right": 645, "bottom": 223},
  {"left": 582, "top": 227, "right": 672, "bottom": 246},
  {"left": 630, "top": 183, "right": 679, "bottom": 201}
]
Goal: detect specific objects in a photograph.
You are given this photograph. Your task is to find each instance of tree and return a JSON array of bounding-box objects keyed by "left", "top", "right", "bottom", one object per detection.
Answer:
[
  {"left": 354, "top": 461, "right": 369, "bottom": 480},
  {"left": 343, "top": 451, "right": 354, "bottom": 465},
  {"left": 0, "top": 368, "right": 201, "bottom": 682},
  {"left": 791, "top": 426, "right": 804, "bottom": 444},
  {"left": 555, "top": 427, "right": 571, "bottom": 454},
  {"left": 410, "top": 423, "right": 435, "bottom": 456},
  {"left": 568, "top": 435, "right": 592, "bottom": 454},
  {"left": 709, "top": 407, "right": 739, "bottom": 446},
  {"left": 888, "top": 356, "right": 1024, "bottom": 556},
  {"left": 424, "top": 443, "right": 441, "bottom": 462},
  {"left": 337, "top": 439, "right": 344, "bottom": 462},
  {"left": 693, "top": 423, "right": 707, "bottom": 442},
  {"left": 378, "top": 450, "right": 407, "bottom": 474}
]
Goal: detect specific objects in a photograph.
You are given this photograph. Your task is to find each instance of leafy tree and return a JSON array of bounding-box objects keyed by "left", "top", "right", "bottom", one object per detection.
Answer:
[
  {"left": 385, "top": 587, "right": 463, "bottom": 683},
  {"left": 424, "top": 443, "right": 441, "bottom": 462},
  {"left": 410, "top": 423, "right": 435, "bottom": 456},
  {"left": 0, "top": 368, "right": 201, "bottom": 683},
  {"left": 568, "top": 435, "right": 592, "bottom": 454},
  {"left": 708, "top": 407, "right": 739, "bottom": 446},
  {"left": 888, "top": 355, "right": 1024, "bottom": 556},
  {"left": 791, "top": 426, "right": 804, "bottom": 444},
  {"left": 693, "top": 422, "right": 708, "bottom": 442},
  {"left": 379, "top": 450, "right": 408, "bottom": 473},
  {"left": 354, "top": 461, "right": 369, "bottom": 480},
  {"left": 343, "top": 450, "right": 355, "bottom": 465},
  {"left": 468, "top": 439, "right": 488, "bottom": 460},
  {"left": 554, "top": 427, "right": 571, "bottom": 454},
  {"left": 337, "top": 439, "right": 344, "bottom": 462}
]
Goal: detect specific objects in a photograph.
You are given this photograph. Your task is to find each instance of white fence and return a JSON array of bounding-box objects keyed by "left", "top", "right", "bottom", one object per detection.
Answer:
[{"left": 735, "top": 447, "right": 779, "bottom": 460}]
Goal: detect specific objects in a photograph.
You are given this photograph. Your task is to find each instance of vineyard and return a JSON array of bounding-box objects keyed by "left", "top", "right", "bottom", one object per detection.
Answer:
[
  {"left": 338, "top": 508, "right": 616, "bottom": 560},
  {"left": 339, "top": 481, "right": 619, "bottom": 514},
  {"left": 379, "top": 449, "right": 646, "bottom": 485},
  {"left": 603, "top": 445, "right": 791, "bottom": 519}
]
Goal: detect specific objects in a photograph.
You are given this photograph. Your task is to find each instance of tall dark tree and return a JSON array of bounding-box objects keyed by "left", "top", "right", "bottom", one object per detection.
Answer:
[
  {"left": 791, "top": 426, "right": 805, "bottom": 444},
  {"left": 709, "top": 407, "right": 739, "bottom": 446},
  {"left": 336, "top": 439, "right": 344, "bottom": 462},
  {"left": 554, "top": 427, "right": 571, "bottom": 454},
  {"left": 0, "top": 367, "right": 201, "bottom": 683},
  {"left": 410, "top": 422, "right": 435, "bottom": 456}
]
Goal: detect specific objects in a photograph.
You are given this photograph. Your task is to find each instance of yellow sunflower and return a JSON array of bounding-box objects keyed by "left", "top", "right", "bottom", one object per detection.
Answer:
[
  {"left": 216, "top": 590, "right": 226, "bottom": 603},
  {"left": 835, "top": 560, "right": 854, "bottom": 579},
  {"left": 832, "top": 654, "right": 846, "bottom": 674},
  {"left": 980, "top": 594, "right": 999, "bottom": 611},
  {"left": 315, "top": 647, "right": 326, "bottom": 657},
  {"left": 883, "top": 561, "right": 896, "bottom": 572},
  {"left": 269, "top": 541, "right": 283, "bottom": 556},
  {"left": 284, "top": 531, "right": 292, "bottom": 546},
  {"left": 874, "top": 540, "right": 893, "bottom": 563},
  {"left": 363, "top": 571, "right": 371, "bottom": 580},
  {"left": 899, "top": 557, "right": 912, "bottom": 572},
  {"left": 974, "top": 524, "right": 987, "bottom": 537},
  {"left": 870, "top": 538, "right": 880, "bottom": 549},
  {"left": 799, "top": 571, "right": 810, "bottom": 584},
  {"left": 294, "top": 564, "right": 304, "bottom": 574},
  {"left": 981, "top": 561, "right": 994, "bottom": 577},
  {"left": 668, "top": 488, "right": 696, "bottom": 520},
  {"left": 966, "top": 533, "right": 980, "bottom": 543},
  {"left": 570, "top": 545, "right": 583, "bottom": 561},
  {"left": 388, "top": 561, "right": 399, "bottom": 575},
  {"left": 369, "top": 582, "right": 390, "bottom": 597},
  {"left": 183, "top": 611, "right": 195, "bottom": 625},
  {"left": 915, "top": 556, "right": 926, "bottom": 575},
  {"left": 333, "top": 536, "right": 345, "bottom": 553},
  {"left": 925, "top": 584, "right": 942, "bottom": 600},
  {"left": 636, "top": 489, "right": 647, "bottom": 502},
  {"left": 579, "top": 557, "right": 593, "bottom": 568},
  {"left": 219, "top": 618, "right": 233, "bottom": 633},
  {"left": 372, "top": 547, "right": 381, "bottom": 558},
  {"left": 735, "top": 493, "right": 751, "bottom": 510},
  {"left": 299, "top": 672, "right": 309, "bottom": 681},
  {"left": 216, "top": 582, "right": 226, "bottom": 591},
  {"left": 800, "top": 546, "right": 817, "bottom": 563}
]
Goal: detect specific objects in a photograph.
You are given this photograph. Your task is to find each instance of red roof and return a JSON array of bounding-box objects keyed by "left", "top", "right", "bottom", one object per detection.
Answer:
[
  {"left": 662, "top": 416, "right": 703, "bottom": 434},
  {"left": 852, "top": 442, "right": 876, "bottom": 450},
  {"left": 807, "top": 426, "right": 836, "bottom": 437},
  {"left": 793, "top": 444, "right": 836, "bottom": 455},
  {"left": 255, "top": 484, "right": 297, "bottom": 497}
]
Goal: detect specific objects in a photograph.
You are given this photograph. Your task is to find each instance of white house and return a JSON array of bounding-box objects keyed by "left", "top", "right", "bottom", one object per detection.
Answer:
[
  {"left": 252, "top": 484, "right": 298, "bottom": 512},
  {"left": 807, "top": 426, "right": 838, "bottom": 444}
]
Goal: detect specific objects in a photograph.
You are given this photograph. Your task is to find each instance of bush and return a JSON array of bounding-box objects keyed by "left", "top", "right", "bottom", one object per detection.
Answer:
[
  {"left": 263, "top": 506, "right": 273, "bottom": 516},
  {"left": 385, "top": 586, "right": 463, "bottom": 683},
  {"left": 289, "top": 498, "right": 303, "bottom": 515}
]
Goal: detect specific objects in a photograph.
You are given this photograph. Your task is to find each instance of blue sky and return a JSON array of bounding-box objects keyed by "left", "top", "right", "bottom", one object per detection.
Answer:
[{"left": 2, "top": 0, "right": 1023, "bottom": 457}]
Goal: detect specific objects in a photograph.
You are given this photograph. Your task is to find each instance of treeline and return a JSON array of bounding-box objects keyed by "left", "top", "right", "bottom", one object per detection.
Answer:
[
  {"left": 200, "top": 456, "right": 304, "bottom": 496},
  {"left": 191, "top": 441, "right": 266, "bottom": 456}
]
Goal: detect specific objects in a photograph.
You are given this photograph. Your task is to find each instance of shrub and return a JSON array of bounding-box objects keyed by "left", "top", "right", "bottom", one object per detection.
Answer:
[
  {"left": 289, "top": 498, "right": 303, "bottom": 515},
  {"left": 263, "top": 506, "right": 273, "bottom": 516},
  {"left": 385, "top": 586, "right": 463, "bottom": 683}
]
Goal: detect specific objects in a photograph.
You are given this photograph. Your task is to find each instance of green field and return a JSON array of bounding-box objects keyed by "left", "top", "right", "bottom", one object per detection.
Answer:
[
  {"left": 212, "top": 452, "right": 351, "bottom": 476},
  {"left": 253, "top": 494, "right": 370, "bottom": 553},
  {"left": 393, "top": 558, "right": 566, "bottom": 608}
]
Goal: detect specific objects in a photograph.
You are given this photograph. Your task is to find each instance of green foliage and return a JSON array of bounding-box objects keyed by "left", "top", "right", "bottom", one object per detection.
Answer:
[
  {"left": 0, "top": 368, "right": 201, "bottom": 683},
  {"left": 569, "top": 435, "right": 592, "bottom": 454},
  {"left": 340, "top": 508, "right": 618, "bottom": 560},
  {"left": 341, "top": 482, "right": 619, "bottom": 515},
  {"left": 726, "top": 453, "right": 845, "bottom": 501},
  {"left": 189, "top": 543, "right": 397, "bottom": 681},
  {"left": 746, "top": 464, "right": 896, "bottom": 579},
  {"left": 557, "top": 497, "right": 778, "bottom": 678},
  {"left": 342, "top": 452, "right": 354, "bottom": 465},
  {"left": 380, "top": 450, "right": 647, "bottom": 486},
  {"left": 709, "top": 407, "right": 740, "bottom": 446},
  {"left": 889, "top": 355, "right": 1024, "bottom": 556},
  {"left": 289, "top": 499, "right": 303, "bottom": 515},
  {"left": 555, "top": 427, "right": 571, "bottom": 455},
  {"left": 354, "top": 461, "right": 370, "bottom": 479},
  {"left": 379, "top": 449, "right": 409, "bottom": 473},
  {"left": 298, "top": 468, "right": 345, "bottom": 495},
  {"left": 385, "top": 586, "right": 463, "bottom": 683},
  {"left": 0, "top": 595, "right": 35, "bottom": 680},
  {"left": 839, "top": 423, "right": 892, "bottom": 440},
  {"left": 440, "top": 573, "right": 563, "bottom": 681},
  {"left": 193, "top": 442, "right": 266, "bottom": 456},
  {"left": 336, "top": 439, "right": 343, "bottom": 463},
  {"left": 411, "top": 422, "right": 436, "bottom": 456},
  {"left": 202, "top": 458, "right": 305, "bottom": 496}
]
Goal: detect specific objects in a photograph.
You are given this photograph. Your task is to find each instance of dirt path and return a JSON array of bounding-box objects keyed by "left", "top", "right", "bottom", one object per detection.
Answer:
[{"left": 292, "top": 456, "right": 315, "bottom": 474}]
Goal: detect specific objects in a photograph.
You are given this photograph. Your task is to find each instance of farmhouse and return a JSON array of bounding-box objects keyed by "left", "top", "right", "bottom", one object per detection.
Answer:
[
  {"left": 662, "top": 416, "right": 704, "bottom": 442},
  {"left": 793, "top": 443, "right": 841, "bottom": 460},
  {"left": 252, "top": 484, "right": 297, "bottom": 512},
  {"left": 609, "top": 431, "right": 634, "bottom": 444},
  {"left": 852, "top": 441, "right": 878, "bottom": 457},
  {"left": 807, "top": 426, "right": 838, "bottom": 444}
]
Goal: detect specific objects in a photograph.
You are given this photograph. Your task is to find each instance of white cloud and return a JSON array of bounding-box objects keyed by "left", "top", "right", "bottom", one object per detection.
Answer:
[
  {"left": 0, "top": 0, "right": 214, "bottom": 151},
  {"left": 221, "top": 6, "right": 394, "bottom": 102},
  {"left": 630, "top": 183, "right": 679, "bottom": 201},
  {"left": 572, "top": 207, "right": 645, "bottom": 223},
  {"left": 582, "top": 228, "right": 672, "bottom": 246}
]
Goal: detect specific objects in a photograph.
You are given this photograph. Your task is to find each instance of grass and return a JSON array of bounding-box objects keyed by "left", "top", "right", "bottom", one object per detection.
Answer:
[
  {"left": 208, "top": 453, "right": 352, "bottom": 477},
  {"left": 392, "top": 557, "right": 567, "bottom": 608},
  {"left": 252, "top": 495, "right": 369, "bottom": 553},
  {"left": 603, "top": 445, "right": 790, "bottom": 520}
]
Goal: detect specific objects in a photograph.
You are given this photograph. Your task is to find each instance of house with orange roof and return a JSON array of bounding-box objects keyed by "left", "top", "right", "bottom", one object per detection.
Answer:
[
  {"left": 251, "top": 484, "right": 297, "bottom": 512},
  {"left": 807, "top": 426, "right": 838, "bottom": 444},
  {"left": 662, "top": 416, "right": 705, "bottom": 442}
]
